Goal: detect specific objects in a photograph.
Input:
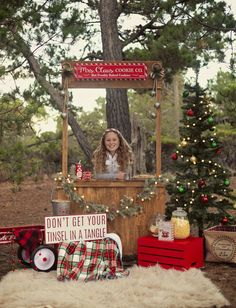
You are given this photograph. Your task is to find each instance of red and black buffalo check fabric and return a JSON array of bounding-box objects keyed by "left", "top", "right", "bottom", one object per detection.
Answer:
[
  {"left": 57, "top": 238, "right": 129, "bottom": 281},
  {"left": 13, "top": 228, "right": 43, "bottom": 258}
]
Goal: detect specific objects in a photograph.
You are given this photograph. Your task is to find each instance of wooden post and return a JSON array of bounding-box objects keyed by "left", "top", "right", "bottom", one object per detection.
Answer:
[
  {"left": 155, "top": 79, "right": 162, "bottom": 177},
  {"left": 62, "top": 78, "right": 69, "bottom": 176}
]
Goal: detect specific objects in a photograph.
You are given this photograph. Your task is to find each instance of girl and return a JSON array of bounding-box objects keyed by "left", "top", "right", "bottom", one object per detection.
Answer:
[{"left": 92, "top": 128, "right": 133, "bottom": 180}]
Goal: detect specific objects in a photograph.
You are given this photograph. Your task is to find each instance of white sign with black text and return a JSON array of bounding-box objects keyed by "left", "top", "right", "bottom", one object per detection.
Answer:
[{"left": 44, "top": 213, "right": 107, "bottom": 244}]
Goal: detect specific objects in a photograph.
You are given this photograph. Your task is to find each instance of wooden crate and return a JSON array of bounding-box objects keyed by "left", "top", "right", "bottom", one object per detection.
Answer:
[
  {"left": 57, "top": 179, "right": 166, "bottom": 256},
  {"left": 138, "top": 236, "right": 204, "bottom": 270}
]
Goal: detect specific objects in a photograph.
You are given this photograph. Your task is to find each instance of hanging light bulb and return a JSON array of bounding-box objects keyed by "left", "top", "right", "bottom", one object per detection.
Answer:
[
  {"left": 154, "top": 102, "right": 160, "bottom": 109},
  {"left": 149, "top": 111, "right": 156, "bottom": 119},
  {"left": 61, "top": 112, "right": 67, "bottom": 119}
]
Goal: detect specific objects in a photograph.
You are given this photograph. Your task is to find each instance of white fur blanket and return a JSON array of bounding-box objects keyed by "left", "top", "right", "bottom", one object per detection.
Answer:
[{"left": 0, "top": 265, "right": 229, "bottom": 308}]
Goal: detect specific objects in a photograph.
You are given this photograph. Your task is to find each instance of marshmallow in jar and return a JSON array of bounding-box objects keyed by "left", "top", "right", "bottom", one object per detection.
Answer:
[{"left": 171, "top": 207, "right": 190, "bottom": 239}]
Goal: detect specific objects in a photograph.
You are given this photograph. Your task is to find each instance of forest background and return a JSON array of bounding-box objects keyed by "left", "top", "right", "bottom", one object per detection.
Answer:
[{"left": 0, "top": 0, "right": 236, "bottom": 190}]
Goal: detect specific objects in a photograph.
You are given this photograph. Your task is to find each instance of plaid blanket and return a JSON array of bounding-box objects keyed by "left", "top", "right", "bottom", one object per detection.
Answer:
[
  {"left": 13, "top": 229, "right": 43, "bottom": 259},
  {"left": 57, "top": 238, "right": 129, "bottom": 281}
]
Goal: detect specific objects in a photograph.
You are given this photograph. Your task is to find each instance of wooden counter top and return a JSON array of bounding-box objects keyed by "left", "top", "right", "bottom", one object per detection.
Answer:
[{"left": 73, "top": 178, "right": 164, "bottom": 188}]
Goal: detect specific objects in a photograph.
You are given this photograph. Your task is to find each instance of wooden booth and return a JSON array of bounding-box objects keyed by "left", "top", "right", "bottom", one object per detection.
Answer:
[{"left": 57, "top": 61, "right": 166, "bottom": 255}]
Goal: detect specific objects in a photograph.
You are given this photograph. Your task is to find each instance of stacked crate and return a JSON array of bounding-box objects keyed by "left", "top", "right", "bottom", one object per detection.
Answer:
[{"left": 138, "top": 236, "right": 204, "bottom": 270}]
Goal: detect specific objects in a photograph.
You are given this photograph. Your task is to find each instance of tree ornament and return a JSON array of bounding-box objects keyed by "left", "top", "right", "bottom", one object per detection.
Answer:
[
  {"left": 211, "top": 141, "right": 217, "bottom": 148},
  {"left": 183, "top": 90, "right": 189, "bottom": 98},
  {"left": 198, "top": 179, "right": 206, "bottom": 188},
  {"left": 207, "top": 116, "right": 214, "bottom": 124},
  {"left": 221, "top": 217, "right": 228, "bottom": 225},
  {"left": 177, "top": 186, "right": 185, "bottom": 193},
  {"left": 201, "top": 194, "right": 209, "bottom": 203},
  {"left": 215, "top": 147, "right": 222, "bottom": 155},
  {"left": 61, "top": 112, "right": 67, "bottom": 119},
  {"left": 223, "top": 179, "right": 230, "bottom": 186},
  {"left": 187, "top": 109, "right": 194, "bottom": 116},
  {"left": 180, "top": 140, "right": 188, "bottom": 147},
  {"left": 171, "top": 153, "right": 178, "bottom": 160},
  {"left": 190, "top": 155, "right": 197, "bottom": 164},
  {"left": 149, "top": 111, "right": 156, "bottom": 119},
  {"left": 154, "top": 102, "right": 160, "bottom": 109}
]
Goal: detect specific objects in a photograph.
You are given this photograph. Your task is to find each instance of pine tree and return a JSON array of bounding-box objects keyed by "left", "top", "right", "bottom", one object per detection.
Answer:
[{"left": 165, "top": 84, "right": 236, "bottom": 236}]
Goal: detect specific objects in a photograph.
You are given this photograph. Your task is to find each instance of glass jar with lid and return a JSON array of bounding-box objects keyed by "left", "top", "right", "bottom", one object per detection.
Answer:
[
  {"left": 148, "top": 213, "right": 165, "bottom": 237},
  {"left": 171, "top": 207, "right": 190, "bottom": 239}
]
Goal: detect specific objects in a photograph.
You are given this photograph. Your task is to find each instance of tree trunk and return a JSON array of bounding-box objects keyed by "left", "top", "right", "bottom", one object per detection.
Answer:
[
  {"left": 99, "top": 0, "right": 131, "bottom": 143},
  {"left": 130, "top": 113, "right": 147, "bottom": 175},
  {"left": 68, "top": 111, "right": 92, "bottom": 159}
]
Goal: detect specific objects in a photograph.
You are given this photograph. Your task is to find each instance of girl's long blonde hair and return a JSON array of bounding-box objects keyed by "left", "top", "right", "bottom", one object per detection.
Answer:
[{"left": 92, "top": 128, "right": 133, "bottom": 172}]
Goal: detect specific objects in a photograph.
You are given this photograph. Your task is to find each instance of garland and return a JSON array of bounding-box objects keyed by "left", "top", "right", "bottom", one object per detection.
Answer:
[{"left": 54, "top": 174, "right": 166, "bottom": 221}]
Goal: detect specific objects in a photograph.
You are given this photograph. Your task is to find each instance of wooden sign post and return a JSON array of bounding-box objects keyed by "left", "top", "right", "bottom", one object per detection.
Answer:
[
  {"left": 61, "top": 61, "right": 164, "bottom": 176},
  {"left": 154, "top": 68, "right": 163, "bottom": 177},
  {"left": 62, "top": 78, "right": 69, "bottom": 176}
]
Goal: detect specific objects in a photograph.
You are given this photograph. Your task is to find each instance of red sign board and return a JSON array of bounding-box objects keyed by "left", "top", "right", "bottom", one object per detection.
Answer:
[{"left": 73, "top": 62, "right": 148, "bottom": 80}]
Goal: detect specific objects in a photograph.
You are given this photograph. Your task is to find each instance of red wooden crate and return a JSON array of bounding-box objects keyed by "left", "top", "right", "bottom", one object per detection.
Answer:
[{"left": 138, "top": 236, "right": 204, "bottom": 270}]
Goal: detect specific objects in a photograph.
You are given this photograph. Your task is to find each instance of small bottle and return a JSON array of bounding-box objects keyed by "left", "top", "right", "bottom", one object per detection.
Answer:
[
  {"left": 171, "top": 207, "right": 190, "bottom": 239},
  {"left": 75, "top": 162, "right": 83, "bottom": 179}
]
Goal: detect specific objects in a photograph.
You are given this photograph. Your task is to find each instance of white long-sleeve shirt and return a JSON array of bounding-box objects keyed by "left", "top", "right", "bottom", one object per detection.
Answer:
[
  {"left": 105, "top": 152, "right": 119, "bottom": 174},
  {"left": 95, "top": 152, "right": 120, "bottom": 180}
]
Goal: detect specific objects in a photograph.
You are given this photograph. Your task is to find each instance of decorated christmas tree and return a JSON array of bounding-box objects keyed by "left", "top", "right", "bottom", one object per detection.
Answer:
[{"left": 165, "top": 84, "right": 236, "bottom": 236}]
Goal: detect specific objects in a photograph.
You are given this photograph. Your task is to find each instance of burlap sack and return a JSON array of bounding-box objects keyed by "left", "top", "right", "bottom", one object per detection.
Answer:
[{"left": 204, "top": 225, "right": 236, "bottom": 263}]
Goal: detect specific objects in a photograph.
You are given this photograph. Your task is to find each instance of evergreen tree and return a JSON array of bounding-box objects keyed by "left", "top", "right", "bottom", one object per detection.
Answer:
[{"left": 165, "top": 84, "right": 236, "bottom": 236}]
